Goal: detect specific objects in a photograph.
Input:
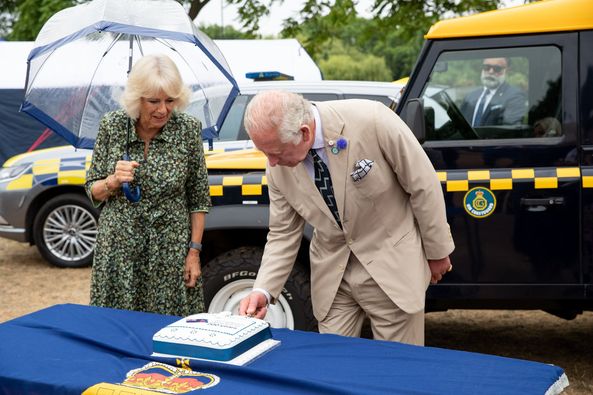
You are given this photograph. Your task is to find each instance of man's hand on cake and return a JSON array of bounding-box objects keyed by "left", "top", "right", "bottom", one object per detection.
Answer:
[
  {"left": 184, "top": 251, "right": 202, "bottom": 288},
  {"left": 239, "top": 291, "right": 268, "bottom": 319}
]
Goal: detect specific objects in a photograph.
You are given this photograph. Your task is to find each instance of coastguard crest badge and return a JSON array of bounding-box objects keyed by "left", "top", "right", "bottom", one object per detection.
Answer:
[{"left": 463, "top": 187, "right": 496, "bottom": 218}]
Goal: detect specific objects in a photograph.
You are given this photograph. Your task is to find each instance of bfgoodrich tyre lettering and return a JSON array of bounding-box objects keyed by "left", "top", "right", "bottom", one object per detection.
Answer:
[{"left": 203, "top": 246, "right": 317, "bottom": 331}]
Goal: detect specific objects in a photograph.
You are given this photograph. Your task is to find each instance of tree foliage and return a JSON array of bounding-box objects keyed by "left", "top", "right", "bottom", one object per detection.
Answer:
[
  {"left": 283, "top": 0, "right": 503, "bottom": 50},
  {"left": 198, "top": 24, "right": 255, "bottom": 39},
  {"left": 370, "top": 0, "right": 500, "bottom": 40},
  {"left": 0, "top": 0, "right": 19, "bottom": 37},
  {"left": 1, "top": 0, "right": 516, "bottom": 80},
  {"left": 8, "top": 0, "right": 86, "bottom": 41},
  {"left": 2, "top": 0, "right": 508, "bottom": 41},
  {"left": 0, "top": 0, "right": 266, "bottom": 40},
  {"left": 316, "top": 39, "right": 391, "bottom": 81},
  {"left": 278, "top": 0, "right": 509, "bottom": 80}
]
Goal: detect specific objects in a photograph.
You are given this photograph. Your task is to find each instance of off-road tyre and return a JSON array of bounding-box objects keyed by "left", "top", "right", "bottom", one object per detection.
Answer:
[{"left": 203, "top": 246, "right": 317, "bottom": 331}]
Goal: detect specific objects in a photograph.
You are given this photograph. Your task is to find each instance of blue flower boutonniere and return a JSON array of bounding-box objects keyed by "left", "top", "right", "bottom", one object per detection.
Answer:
[{"left": 329, "top": 138, "right": 348, "bottom": 155}]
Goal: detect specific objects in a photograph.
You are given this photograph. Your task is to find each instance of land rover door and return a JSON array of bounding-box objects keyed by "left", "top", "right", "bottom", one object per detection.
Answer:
[{"left": 403, "top": 33, "right": 581, "bottom": 311}]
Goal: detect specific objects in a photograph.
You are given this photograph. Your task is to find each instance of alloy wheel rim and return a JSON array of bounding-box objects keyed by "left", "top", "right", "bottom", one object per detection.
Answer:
[{"left": 43, "top": 204, "right": 97, "bottom": 262}]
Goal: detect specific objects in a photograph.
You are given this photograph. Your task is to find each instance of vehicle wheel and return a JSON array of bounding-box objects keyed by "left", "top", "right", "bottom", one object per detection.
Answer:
[
  {"left": 33, "top": 193, "right": 99, "bottom": 268},
  {"left": 203, "top": 246, "right": 317, "bottom": 332}
]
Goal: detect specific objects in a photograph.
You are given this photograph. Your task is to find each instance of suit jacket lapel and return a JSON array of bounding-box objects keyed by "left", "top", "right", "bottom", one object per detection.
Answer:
[
  {"left": 290, "top": 160, "right": 334, "bottom": 221},
  {"left": 316, "top": 102, "right": 348, "bottom": 221},
  {"left": 485, "top": 83, "right": 508, "bottom": 114}
]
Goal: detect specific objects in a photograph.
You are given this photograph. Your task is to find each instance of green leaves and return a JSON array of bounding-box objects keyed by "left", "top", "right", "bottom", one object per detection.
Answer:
[
  {"left": 280, "top": 0, "right": 506, "bottom": 81},
  {"left": 4, "top": 0, "right": 80, "bottom": 40},
  {"left": 2, "top": 0, "right": 512, "bottom": 80}
]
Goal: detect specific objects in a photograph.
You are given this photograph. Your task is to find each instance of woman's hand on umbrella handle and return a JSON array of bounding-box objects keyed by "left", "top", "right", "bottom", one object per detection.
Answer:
[{"left": 114, "top": 160, "right": 140, "bottom": 185}]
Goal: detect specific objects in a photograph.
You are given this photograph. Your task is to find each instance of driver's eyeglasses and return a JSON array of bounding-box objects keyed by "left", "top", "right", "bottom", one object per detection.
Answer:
[{"left": 482, "top": 64, "right": 506, "bottom": 73}]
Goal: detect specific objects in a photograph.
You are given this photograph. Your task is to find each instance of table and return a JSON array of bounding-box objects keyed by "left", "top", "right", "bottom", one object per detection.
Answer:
[{"left": 0, "top": 304, "right": 568, "bottom": 394}]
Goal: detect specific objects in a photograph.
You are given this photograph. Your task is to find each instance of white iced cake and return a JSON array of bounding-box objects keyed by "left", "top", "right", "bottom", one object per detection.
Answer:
[{"left": 152, "top": 312, "right": 273, "bottom": 362}]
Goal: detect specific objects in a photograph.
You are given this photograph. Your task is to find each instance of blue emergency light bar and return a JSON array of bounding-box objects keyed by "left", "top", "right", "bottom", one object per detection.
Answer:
[{"left": 245, "top": 71, "right": 294, "bottom": 81}]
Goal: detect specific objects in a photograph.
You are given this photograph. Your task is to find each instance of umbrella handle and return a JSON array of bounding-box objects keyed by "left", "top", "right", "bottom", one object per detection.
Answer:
[{"left": 122, "top": 153, "right": 141, "bottom": 203}]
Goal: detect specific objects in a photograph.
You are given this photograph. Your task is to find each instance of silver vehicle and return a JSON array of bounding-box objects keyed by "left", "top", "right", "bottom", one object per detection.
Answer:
[
  {"left": 0, "top": 80, "right": 404, "bottom": 268},
  {"left": 208, "top": 79, "right": 403, "bottom": 151}
]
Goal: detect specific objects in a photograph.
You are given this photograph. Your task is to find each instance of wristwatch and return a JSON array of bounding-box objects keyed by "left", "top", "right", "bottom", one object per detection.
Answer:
[{"left": 188, "top": 241, "right": 202, "bottom": 252}]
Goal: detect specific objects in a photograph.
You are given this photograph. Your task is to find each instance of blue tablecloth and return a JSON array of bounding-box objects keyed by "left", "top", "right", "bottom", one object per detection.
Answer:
[{"left": 0, "top": 304, "right": 568, "bottom": 394}]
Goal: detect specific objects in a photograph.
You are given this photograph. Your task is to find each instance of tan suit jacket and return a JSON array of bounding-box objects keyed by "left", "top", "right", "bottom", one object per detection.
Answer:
[{"left": 254, "top": 100, "right": 455, "bottom": 321}]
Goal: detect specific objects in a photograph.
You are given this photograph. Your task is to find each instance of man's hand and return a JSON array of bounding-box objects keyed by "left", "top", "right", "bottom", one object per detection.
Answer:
[
  {"left": 239, "top": 291, "right": 268, "bottom": 319},
  {"left": 428, "top": 256, "right": 453, "bottom": 284}
]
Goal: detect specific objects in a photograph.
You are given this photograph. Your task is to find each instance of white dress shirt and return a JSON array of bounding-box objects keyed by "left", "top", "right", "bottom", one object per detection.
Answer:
[
  {"left": 472, "top": 88, "right": 497, "bottom": 126},
  {"left": 304, "top": 104, "right": 328, "bottom": 180}
]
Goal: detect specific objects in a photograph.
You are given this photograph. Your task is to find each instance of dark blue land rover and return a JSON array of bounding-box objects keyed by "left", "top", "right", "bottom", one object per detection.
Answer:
[{"left": 397, "top": 0, "right": 593, "bottom": 320}]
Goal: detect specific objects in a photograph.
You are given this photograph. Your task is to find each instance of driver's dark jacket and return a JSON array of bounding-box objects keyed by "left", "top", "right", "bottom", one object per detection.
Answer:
[{"left": 460, "top": 82, "right": 527, "bottom": 126}]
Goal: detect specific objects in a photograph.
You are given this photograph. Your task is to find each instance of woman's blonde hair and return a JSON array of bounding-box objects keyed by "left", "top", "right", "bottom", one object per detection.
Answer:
[{"left": 119, "top": 54, "right": 190, "bottom": 120}]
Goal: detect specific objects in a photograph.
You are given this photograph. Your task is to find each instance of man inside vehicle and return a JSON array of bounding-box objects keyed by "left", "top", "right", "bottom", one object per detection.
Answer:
[{"left": 460, "top": 57, "right": 527, "bottom": 127}]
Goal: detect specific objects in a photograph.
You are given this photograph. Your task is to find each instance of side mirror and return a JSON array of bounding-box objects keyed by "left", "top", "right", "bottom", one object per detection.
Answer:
[{"left": 400, "top": 98, "right": 426, "bottom": 143}]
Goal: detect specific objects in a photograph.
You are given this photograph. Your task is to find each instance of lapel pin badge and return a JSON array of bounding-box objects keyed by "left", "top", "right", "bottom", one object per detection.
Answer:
[{"left": 330, "top": 138, "right": 347, "bottom": 155}]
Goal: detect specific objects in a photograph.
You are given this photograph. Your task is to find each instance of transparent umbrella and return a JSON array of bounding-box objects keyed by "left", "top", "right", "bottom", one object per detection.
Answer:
[{"left": 21, "top": 0, "right": 239, "bottom": 149}]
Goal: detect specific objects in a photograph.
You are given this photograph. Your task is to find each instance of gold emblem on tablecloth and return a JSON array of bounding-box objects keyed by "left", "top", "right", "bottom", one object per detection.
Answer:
[{"left": 82, "top": 362, "right": 219, "bottom": 394}]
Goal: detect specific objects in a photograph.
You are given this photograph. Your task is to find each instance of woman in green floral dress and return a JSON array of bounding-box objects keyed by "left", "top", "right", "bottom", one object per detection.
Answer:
[{"left": 85, "top": 54, "right": 211, "bottom": 316}]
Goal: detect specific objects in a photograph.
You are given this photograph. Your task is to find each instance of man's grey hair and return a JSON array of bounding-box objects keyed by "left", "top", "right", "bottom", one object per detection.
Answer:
[{"left": 244, "top": 90, "right": 314, "bottom": 145}]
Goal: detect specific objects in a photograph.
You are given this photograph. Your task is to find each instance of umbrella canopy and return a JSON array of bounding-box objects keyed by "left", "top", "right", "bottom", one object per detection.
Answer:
[{"left": 21, "top": 0, "right": 239, "bottom": 149}]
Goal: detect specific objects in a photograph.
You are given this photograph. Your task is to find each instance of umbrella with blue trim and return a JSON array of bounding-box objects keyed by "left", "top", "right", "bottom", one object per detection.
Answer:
[{"left": 21, "top": 0, "right": 239, "bottom": 201}]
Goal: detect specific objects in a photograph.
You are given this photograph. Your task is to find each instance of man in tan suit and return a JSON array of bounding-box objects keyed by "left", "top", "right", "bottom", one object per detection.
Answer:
[{"left": 239, "top": 91, "right": 454, "bottom": 345}]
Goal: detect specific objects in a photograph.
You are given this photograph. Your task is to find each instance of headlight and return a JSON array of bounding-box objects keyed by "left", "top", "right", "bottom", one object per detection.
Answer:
[{"left": 0, "top": 164, "right": 30, "bottom": 181}]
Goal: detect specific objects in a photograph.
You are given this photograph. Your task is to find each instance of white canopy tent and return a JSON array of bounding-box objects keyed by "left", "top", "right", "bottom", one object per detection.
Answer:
[{"left": 214, "top": 39, "right": 322, "bottom": 82}]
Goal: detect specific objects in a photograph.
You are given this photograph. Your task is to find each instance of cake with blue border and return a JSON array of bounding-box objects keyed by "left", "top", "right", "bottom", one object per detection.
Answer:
[{"left": 152, "top": 312, "right": 274, "bottom": 362}]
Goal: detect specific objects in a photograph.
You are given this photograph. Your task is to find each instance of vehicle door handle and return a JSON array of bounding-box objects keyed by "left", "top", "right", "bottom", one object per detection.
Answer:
[{"left": 520, "top": 197, "right": 565, "bottom": 206}]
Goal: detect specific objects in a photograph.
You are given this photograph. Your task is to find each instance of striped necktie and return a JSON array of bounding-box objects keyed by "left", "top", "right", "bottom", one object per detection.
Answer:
[{"left": 309, "top": 149, "right": 341, "bottom": 228}]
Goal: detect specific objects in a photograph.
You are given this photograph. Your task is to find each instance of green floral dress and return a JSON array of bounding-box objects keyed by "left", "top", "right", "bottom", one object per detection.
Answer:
[{"left": 85, "top": 110, "right": 211, "bottom": 316}]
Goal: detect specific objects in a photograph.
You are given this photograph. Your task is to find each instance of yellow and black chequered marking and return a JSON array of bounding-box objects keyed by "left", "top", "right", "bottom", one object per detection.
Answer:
[
  {"left": 437, "top": 167, "right": 589, "bottom": 192},
  {"left": 7, "top": 161, "right": 593, "bottom": 201},
  {"left": 583, "top": 167, "right": 593, "bottom": 188},
  {"left": 6, "top": 155, "right": 92, "bottom": 191},
  {"left": 208, "top": 173, "right": 269, "bottom": 205}
]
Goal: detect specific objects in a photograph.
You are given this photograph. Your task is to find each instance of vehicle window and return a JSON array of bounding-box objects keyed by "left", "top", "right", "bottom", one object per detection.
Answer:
[
  {"left": 421, "top": 46, "right": 561, "bottom": 141},
  {"left": 343, "top": 94, "right": 397, "bottom": 108},
  {"left": 303, "top": 93, "right": 340, "bottom": 101},
  {"left": 216, "top": 92, "right": 344, "bottom": 142},
  {"left": 217, "top": 95, "right": 251, "bottom": 141},
  {"left": 215, "top": 90, "right": 397, "bottom": 143}
]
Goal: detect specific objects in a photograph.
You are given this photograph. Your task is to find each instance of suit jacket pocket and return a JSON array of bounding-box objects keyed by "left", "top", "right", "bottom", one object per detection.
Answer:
[
  {"left": 351, "top": 161, "right": 390, "bottom": 199},
  {"left": 392, "top": 227, "right": 414, "bottom": 248}
]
